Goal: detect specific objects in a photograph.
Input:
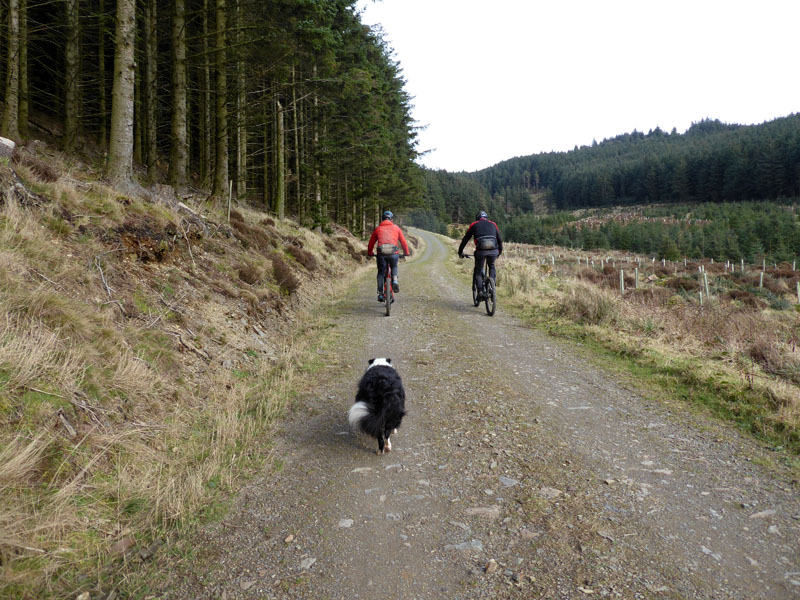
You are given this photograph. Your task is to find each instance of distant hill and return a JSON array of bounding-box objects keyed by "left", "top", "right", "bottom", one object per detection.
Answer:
[{"left": 414, "top": 114, "right": 800, "bottom": 231}]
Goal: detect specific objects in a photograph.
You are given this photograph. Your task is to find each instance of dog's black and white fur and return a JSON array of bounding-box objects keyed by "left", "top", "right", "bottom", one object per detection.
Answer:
[{"left": 348, "top": 358, "right": 406, "bottom": 454}]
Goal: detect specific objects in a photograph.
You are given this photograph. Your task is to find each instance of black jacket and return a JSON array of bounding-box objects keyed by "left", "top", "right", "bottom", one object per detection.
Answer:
[{"left": 458, "top": 218, "right": 503, "bottom": 255}]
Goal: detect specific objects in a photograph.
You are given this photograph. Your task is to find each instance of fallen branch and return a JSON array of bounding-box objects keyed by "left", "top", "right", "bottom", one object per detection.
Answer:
[
  {"left": 29, "top": 268, "right": 61, "bottom": 289},
  {"left": 57, "top": 408, "right": 77, "bottom": 438},
  {"left": 179, "top": 220, "right": 196, "bottom": 270},
  {"left": 163, "top": 330, "right": 211, "bottom": 362},
  {"left": 94, "top": 256, "right": 114, "bottom": 299}
]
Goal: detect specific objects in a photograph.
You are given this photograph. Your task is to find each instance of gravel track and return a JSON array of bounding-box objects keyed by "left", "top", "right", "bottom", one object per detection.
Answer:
[{"left": 160, "top": 229, "right": 800, "bottom": 600}]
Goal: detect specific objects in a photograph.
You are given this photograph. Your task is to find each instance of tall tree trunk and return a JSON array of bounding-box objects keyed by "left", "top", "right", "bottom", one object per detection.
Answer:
[
  {"left": 292, "top": 65, "right": 301, "bottom": 221},
  {"left": 63, "top": 0, "right": 79, "bottom": 150},
  {"left": 133, "top": 53, "right": 141, "bottom": 164},
  {"left": 168, "top": 0, "right": 188, "bottom": 191},
  {"left": 143, "top": 0, "right": 157, "bottom": 181},
  {"left": 200, "top": 0, "right": 212, "bottom": 185},
  {"left": 98, "top": 0, "right": 107, "bottom": 146},
  {"left": 2, "top": 0, "right": 20, "bottom": 140},
  {"left": 262, "top": 96, "right": 272, "bottom": 210},
  {"left": 235, "top": 0, "right": 246, "bottom": 199},
  {"left": 312, "top": 64, "right": 321, "bottom": 228},
  {"left": 17, "top": 0, "right": 27, "bottom": 137},
  {"left": 106, "top": 0, "right": 136, "bottom": 189},
  {"left": 275, "top": 98, "right": 285, "bottom": 219},
  {"left": 212, "top": 0, "right": 228, "bottom": 198}
]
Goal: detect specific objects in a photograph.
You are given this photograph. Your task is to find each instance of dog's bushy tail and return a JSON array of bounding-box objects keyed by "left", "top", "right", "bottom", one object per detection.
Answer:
[
  {"left": 347, "top": 401, "right": 371, "bottom": 430},
  {"left": 348, "top": 393, "right": 405, "bottom": 439}
]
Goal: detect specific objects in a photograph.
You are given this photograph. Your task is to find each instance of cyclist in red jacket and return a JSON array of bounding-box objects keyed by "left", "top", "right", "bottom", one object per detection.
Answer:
[
  {"left": 367, "top": 211, "right": 411, "bottom": 302},
  {"left": 458, "top": 211, "right": 503, "bottom": 299}
]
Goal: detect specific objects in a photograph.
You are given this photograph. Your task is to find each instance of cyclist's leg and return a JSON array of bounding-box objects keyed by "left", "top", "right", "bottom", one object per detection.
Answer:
[
  {"left": 474, "top": 253, "right": 486, "bottom": 293},
  {"left": 376, "top": 256, "right": 387, "bottom": 298},
  {"left": 486, "top": 253, "right": 497, "bottom": 283},
  {"left": 389, "top": 254, "right": 400, "bottom": 292}
]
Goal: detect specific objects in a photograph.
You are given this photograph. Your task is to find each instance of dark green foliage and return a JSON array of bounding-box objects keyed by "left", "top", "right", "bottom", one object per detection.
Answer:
[
  {"left": 501, "top": 201, "right": 800, "bottom": 264},
  {"left": 15, "top": 0, "right": 420, "bottom": 231},
  {"left": 470, "top": 115, "right": 800, "bottom": 211}
]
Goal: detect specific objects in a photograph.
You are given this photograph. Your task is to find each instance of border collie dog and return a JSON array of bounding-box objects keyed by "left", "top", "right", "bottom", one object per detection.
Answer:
[{"left": 348, "top": 358, "right": 406, "bottom": 454}]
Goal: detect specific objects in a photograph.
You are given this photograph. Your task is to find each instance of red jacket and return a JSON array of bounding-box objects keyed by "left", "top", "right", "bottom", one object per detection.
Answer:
[{"left": 367, "top": 220, "right": 410, "bottom": 256}]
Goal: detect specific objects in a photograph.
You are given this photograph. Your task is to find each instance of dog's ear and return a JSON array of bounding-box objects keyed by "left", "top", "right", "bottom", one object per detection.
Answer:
[
  {"left": 386, "top": 358, "right": 392, "bottom": 364},
  {"left": 368, "top": 358, "right": 375, "bottom": 365}
]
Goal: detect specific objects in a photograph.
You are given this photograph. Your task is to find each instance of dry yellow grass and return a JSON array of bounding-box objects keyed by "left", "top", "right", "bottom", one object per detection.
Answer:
[
  {"left": 454, "top": 243, "right": 800, "bottom": 452},
  {"left": 0, "top": 153, "right": 369, "bottom": 597}
]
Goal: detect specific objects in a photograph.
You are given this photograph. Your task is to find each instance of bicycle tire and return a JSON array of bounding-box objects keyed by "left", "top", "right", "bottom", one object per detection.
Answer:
[
  {"left": 384, "top": 276, "right": 391, "bottom": 316},
  {"left": 484, "top": 278, "right": 495, "bottom": 316}
]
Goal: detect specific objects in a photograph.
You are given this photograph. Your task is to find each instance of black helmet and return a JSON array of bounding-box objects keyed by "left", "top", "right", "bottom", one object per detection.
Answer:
[
  {"left": 383, "top": 210, "right": 394, "bottom": 221},
  {"left": 476, "top": 211, "right": 488, "bottom": 221}
]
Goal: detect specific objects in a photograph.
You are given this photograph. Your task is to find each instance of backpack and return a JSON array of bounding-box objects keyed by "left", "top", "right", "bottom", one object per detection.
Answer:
[{"left": 476, "top": 236, "right": 497, "bottom": 250}]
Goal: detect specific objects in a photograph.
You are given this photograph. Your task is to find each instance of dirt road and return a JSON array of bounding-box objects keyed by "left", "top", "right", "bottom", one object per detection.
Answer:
[{"left": 162, "top": 229, "right": 800, "bottom": 599}]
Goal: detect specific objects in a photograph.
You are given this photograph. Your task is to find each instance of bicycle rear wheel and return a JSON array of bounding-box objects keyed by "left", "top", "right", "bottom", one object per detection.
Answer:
[
  {"left": 484, "top": 277, "right": 496, "bottom": 316},
  {"left": 384, "top": 277, "right": 391, "bottom": 316}
]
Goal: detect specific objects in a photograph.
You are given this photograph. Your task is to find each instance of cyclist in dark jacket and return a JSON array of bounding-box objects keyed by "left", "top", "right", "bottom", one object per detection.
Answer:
[{"left": 458, "top": 211, "right": 503, "bottom": 299}]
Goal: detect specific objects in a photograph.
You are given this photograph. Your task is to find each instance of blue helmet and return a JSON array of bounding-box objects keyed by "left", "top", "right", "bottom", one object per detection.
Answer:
[
  {"left": 476, "top": 211, "right": 488, "bottom": 221},
  {"left": 383, "top": 210, "right": 394, "bottom": 221}
]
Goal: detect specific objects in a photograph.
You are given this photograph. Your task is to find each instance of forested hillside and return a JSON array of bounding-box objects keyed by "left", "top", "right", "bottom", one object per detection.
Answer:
[
  {"left": 475, "top": 115, "right": 800, "bottom": 210},
  {"left": 0, "top": 0, "right": 420, "bottom": 234},
  {"left": 417, "top": 115, "right": 800, "bottom": 232}
]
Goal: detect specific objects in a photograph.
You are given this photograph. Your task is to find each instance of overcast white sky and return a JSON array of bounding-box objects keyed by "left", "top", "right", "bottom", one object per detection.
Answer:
[{"left": 356, "top": 0, "right": 800, "bottom": 173}]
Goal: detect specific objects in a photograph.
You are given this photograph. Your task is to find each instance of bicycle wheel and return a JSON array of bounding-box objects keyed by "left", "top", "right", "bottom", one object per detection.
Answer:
[
  {"left": 484, "top": 278, "right": 496, "bottom": 316},
  {"left": 472, "top": 280, "right": 480, "bottom": 306},
  {"left": 384, "top": 277, "right": 391, "bottom": 316}
]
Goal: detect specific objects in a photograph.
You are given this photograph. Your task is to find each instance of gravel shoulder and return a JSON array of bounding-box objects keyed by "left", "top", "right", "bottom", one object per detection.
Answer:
[{"left": 159, "top": 229, "right": 800, "bottom": 600}]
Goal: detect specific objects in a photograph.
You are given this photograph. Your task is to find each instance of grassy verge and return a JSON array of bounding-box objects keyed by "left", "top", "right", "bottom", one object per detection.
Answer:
[
  {"left": 0, "top": 148, "right": 371, "bottom": 598},
  {"left": 447, "top": 245, "right": 800, "bottom": 472}
]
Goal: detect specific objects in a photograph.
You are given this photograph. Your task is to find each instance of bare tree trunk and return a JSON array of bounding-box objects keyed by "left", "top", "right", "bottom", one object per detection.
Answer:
[
  {"left": 2, "top": 0, "right": 20, "bottom": 141},
  {"left": 263, "top": 96, "right": 272, "bottom": 210},
  {"left": 97, "top": 0, "right": 107, "bottom": 146},
  {"left": 63, "top": 0, "right": 79, "bottom": 150},
  {"left": 133, "top": 53, "right": 141, "bottom": 164},
  {"left": 211, "top": 0, "right": 228, "bottom": 197},
  {"left": 275, "top": 98, "right": 285, "bottom": 220},
  {"left": 168, "top": 0, "right": 188, "bottom": 191},
  {"left": 292, "top": 65, "right": 301, "bottom": 221},
  {"left": 18, "top": 0, "right": 27, "bottom": 137},
  {"left": 235, "top": 0, "right": 246, "bottom": 199},
  {"left": 201, "top": 0, "right": 212, "bottom": 185},
  {"left": 106, "top": 0, "right": 136, "bottom": 189},
  {"left": 143, "top": 0, "right": 157, "bottom": 181}
]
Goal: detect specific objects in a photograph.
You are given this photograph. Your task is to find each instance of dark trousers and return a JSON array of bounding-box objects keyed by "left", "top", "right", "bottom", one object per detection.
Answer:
[
  {"left": 377, "top": 254, "right": 399, "bottom": 292},
  {"left": 474, "top": 250, "right": 498, "bottom": 290}
]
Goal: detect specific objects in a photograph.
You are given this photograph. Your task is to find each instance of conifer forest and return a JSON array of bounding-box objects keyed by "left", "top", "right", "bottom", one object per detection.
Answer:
[{"left": 0, "top": 0, "right": 421, "bottom": 235}]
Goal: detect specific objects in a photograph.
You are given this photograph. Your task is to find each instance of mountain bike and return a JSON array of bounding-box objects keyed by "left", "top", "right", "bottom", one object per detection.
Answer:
[
  {"left": 462, "top": 255, "right": 496, "bottom": 316},
  {"left": 372, "top": 254, "right": 404, "bottom": 317}
]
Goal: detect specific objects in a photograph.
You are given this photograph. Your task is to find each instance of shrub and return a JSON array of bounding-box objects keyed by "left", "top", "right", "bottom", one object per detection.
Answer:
[
  {"left": 556, "top": 281, "right": 619, "bottom": 325},
  {"left": 287, "top": 245, "right": 317, "bottom": 271},
  {"left": 272, "top": 254, "right": 299, "bottom": 294},
  {"left": 231, "top": 219, "right": 276, "bottom": 251},
  {"left": 238, "top": 263, "right": 260, "bottom": 285},
  {"left": 664, "top": 276, "right": 701, "bottom": 292}
]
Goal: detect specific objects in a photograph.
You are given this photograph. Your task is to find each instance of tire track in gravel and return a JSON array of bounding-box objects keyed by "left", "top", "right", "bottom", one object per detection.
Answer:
[{"left": 161, "top": 229, "right": 800, "bottom": 600}]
